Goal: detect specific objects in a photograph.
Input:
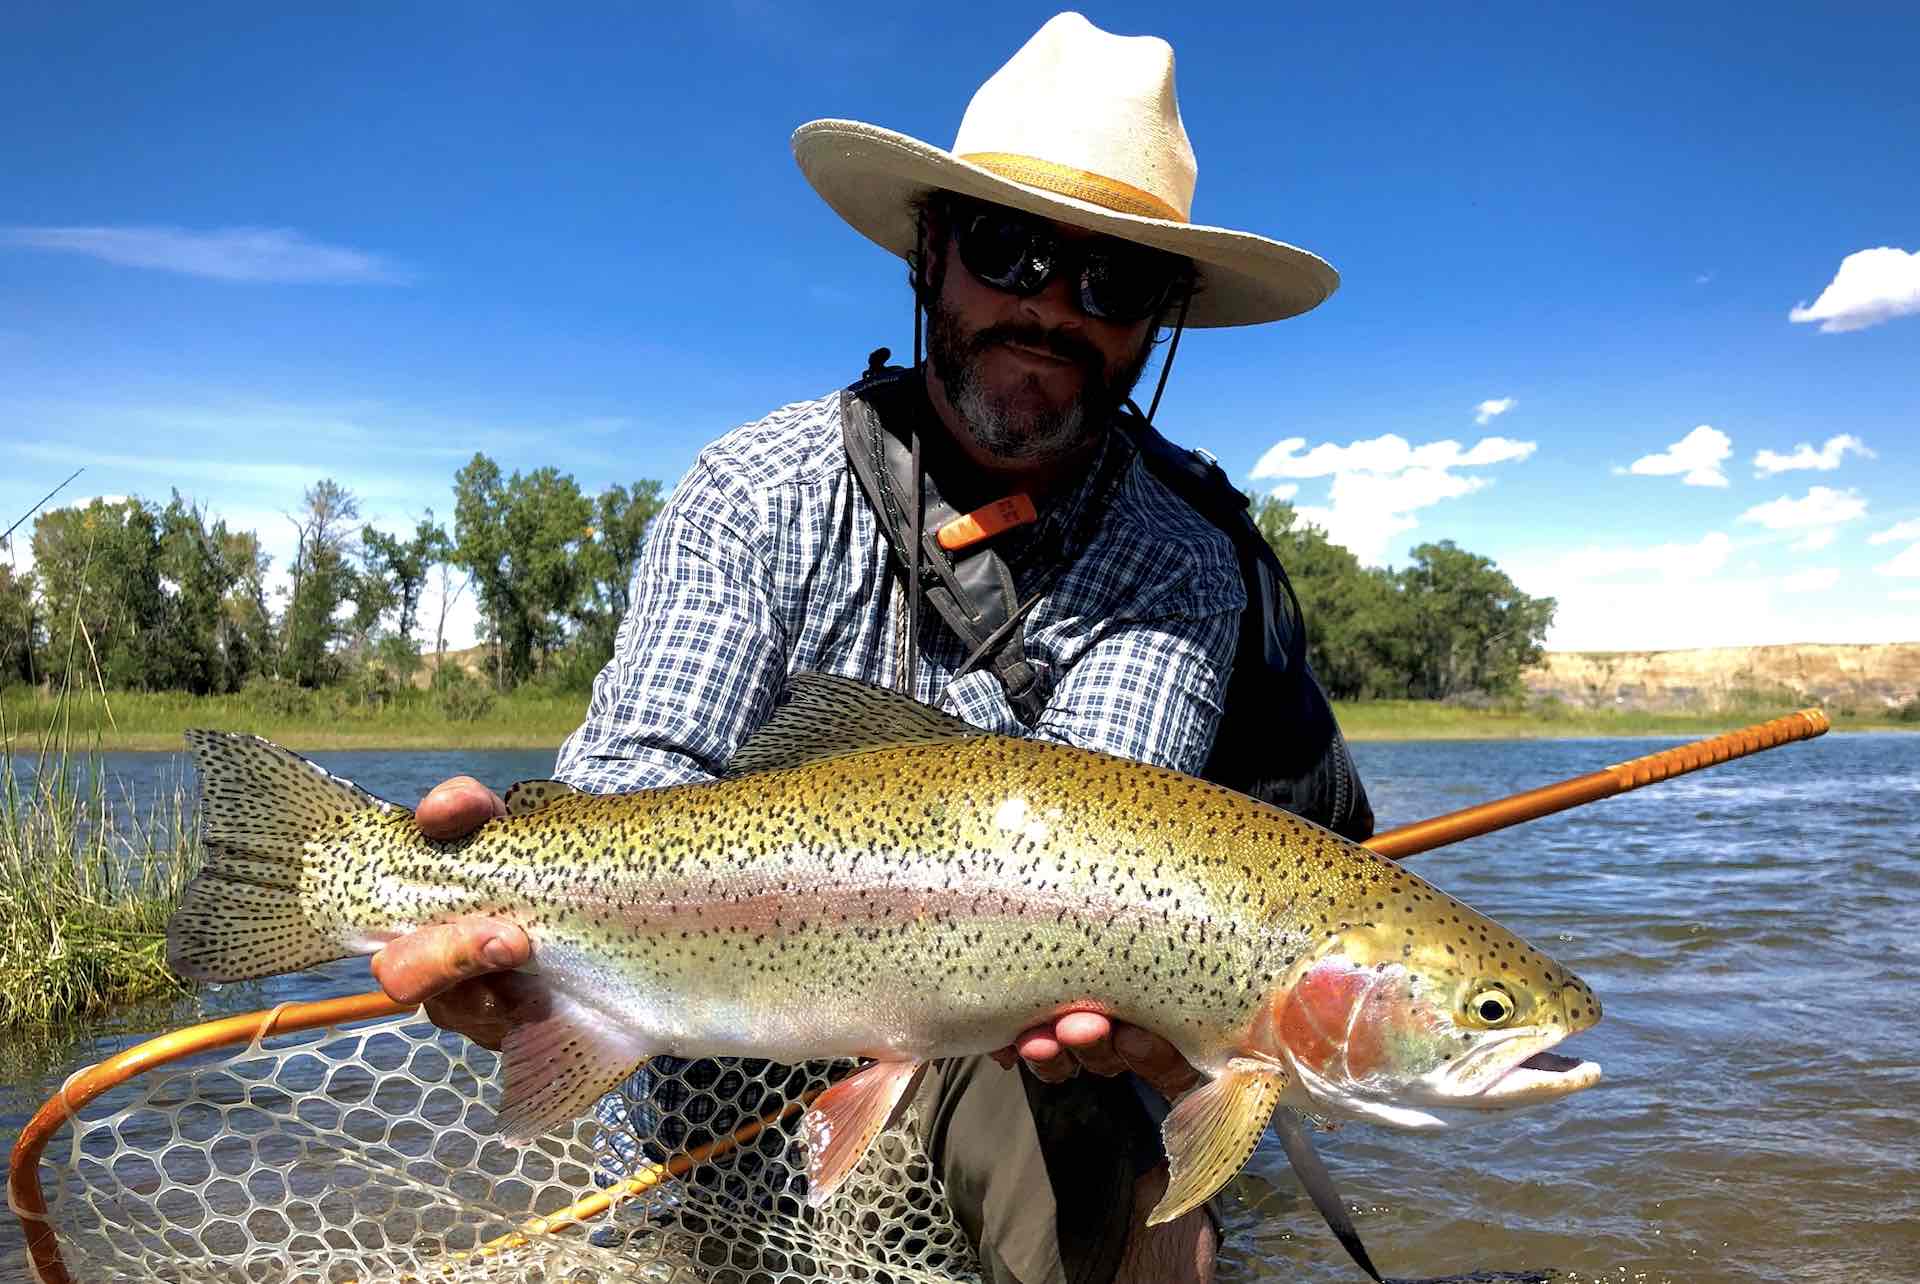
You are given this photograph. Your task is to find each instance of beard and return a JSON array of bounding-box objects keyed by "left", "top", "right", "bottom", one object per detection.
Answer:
[{"left": 925, "top": 290, "right": 1154, "bottom": 466}]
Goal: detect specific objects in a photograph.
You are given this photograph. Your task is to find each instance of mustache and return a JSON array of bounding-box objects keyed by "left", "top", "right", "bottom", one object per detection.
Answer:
[{"left": 965, "top": 322, "right": 1105, "bottom": 375}]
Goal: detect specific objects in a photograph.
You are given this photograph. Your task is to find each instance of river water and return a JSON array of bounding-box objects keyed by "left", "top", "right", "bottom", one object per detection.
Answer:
[{"left": 2, "top": 732, "right": 1915, "bottom": 1283}]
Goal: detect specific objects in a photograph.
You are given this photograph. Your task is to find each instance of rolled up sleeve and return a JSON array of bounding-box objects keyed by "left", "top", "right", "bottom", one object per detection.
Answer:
[{"left": 556, "top": 458, "right": 787, "bottom": 793}]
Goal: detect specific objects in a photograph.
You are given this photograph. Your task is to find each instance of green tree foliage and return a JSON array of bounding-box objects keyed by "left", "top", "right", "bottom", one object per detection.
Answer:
[
  {"left": 1394, "top": 541, "right": 1556, "bottom": 699},
  {"left": 1252, "top": 498, "right": 1554, "bottom": 700},
  {"left": 219, "top": 527, "right": 277, "bottom": 685},
  {"left": 24, "top": 497, "right": 273, "bottom": 694},
  {"left": 0, "top": 564, "right": 36, "bottom": 686},
  {"left": 360, "top": 514, "right": 451, "bottom": 650},
  {"left": 452, "top": 455, "right": 593, "bottom": 688},
  {"left": 30, "top": 499, "right": 174, "bottom": 689},
  {"left": 571, "top": 481, "right": 664, "bottom": 675},
  {"left": 281, "top": 480, "right": 363, "bottom": 688}
]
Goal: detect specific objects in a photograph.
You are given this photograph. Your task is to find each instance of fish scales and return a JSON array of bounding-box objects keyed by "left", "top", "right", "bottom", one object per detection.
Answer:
[{"left": 168, "top": 674, "right": 1601, "bottom": 1234}]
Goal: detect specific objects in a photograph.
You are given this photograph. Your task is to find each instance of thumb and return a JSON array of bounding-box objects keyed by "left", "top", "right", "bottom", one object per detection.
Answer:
[
  {"left": 371, "top": 919, "right": 529, "bottom": 1005},
  {"left": 1114, "top": 1024, "right": 1203, "bottom": 1101}
]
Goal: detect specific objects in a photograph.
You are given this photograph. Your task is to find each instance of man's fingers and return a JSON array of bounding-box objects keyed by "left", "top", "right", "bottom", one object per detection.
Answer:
[
  {"left": 1114, "top": 1023, "right": 1203, "bottom": 1100},
  {"left": 1013, "top": 1026, "right": 1079, "bottom": 1083},
  {"left": 1054, "top": 1010, "right": 1128, "bottom": 1076},
  {"left": 369, "top": 919, "right": 529, "bottom": 1006},
  {"left": 424, "top": 977, "right": 515, "bottom": 1051},
  {"left": 416, "top": 776, "right": 506, "bottom": 841}
]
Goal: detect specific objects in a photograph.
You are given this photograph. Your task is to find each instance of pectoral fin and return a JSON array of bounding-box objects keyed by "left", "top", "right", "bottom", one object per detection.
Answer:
[
  {"left": 802, "top": 1059, "right": 929, "bottom": 1206},
  {"left": 491, "top": 976, "right": 650, "bottom": 1141},
  {"left": 1149, "top": 1058, "right": 1286, "bottom": 1226}
]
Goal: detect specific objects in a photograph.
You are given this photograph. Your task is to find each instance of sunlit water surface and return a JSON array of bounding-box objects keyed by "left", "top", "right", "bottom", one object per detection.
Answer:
[{"left": 2, "top": 734, "right": 1914, "bottom": 1283}]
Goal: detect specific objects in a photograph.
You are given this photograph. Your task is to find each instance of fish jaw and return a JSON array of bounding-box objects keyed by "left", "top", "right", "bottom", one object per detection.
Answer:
[{"left": 1259, "top": 930, "right": 1603, "bottom": 1131}]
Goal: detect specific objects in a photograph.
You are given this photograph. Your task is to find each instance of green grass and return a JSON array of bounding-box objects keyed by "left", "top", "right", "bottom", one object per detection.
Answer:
[
  {"left": 0, "top": 682, "right": 590, "bottom": 752},
  {"left": 1332, "top": 695, "right": 1912, "bottom": 739},
  {"left": 3, "top": 682, "right": 1910, "bottom": 754},
  {"left": 0, "top": 723, "right": 200, "bottom": 1027}
]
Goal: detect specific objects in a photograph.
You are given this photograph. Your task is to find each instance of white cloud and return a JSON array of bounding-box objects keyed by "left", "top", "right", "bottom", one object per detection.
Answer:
[
  {"left": 1266, "top": 482, "right": 1299, "bottom": 501},
  {"left": 1251, "top": 433, "right": 1535, "bottom": 480},
  {"left": 1738, "top": 485, "right": 1868, "bottom": 532},
  {"left": 1753, "top": 434, "right": 1874, "bottom": 476},
  {"left": 1788, "top": 247, "right": 1920, "bottom": 333},
  {"left": 1868, "top": 519, "right": 1920, "bottom": 545},
  {"left": 1554, "top": 531, "right": 1733, "bottom": 583},
  {"left": 1779, "top": 567, "right": 1841, "bottom": 593},
  {"left": 1792, "top": 528, "right": 1836, "bottom": 552},
  {"left": 1474, "top": 397, "right": 1515, "bottom": 426},
  {"left": 1249, "top": 431, "right": 1535, "bottom": 564},
  {"left": 1621, "top": 425, "right": 1731, "bottom": 487},
  {"left": 1875, "top": 543, "right": 1920, "bottom": 578},
  {"left": 0, "top": 225, "right": 413, "bottom": 284},
  {"left": 1508, "top": 532, "right": 1916, "bottom": 650},
  {"left": 1891, "top": 589, "right": 1920, "bottom": 603}
]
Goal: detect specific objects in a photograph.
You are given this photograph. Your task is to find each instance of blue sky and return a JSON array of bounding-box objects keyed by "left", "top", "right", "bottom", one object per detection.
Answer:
[{"left": 3, "top": 1, "right": 1915, "bottom": 652}]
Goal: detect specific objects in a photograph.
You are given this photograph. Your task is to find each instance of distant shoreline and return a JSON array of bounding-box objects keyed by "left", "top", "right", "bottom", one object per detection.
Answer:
[{"left": 3, "top": 687, "right": 1908, "bottom": 754}]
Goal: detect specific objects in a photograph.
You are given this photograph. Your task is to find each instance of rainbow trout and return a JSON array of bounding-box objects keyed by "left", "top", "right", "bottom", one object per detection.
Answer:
[{"left": 169, "top": 675, "right": 1600, "bottom": 1230}]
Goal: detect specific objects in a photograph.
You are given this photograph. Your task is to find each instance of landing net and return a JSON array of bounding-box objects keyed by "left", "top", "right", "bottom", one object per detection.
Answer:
[{"left": 13, "top": 996, "right": 978, "bottom": 1284}]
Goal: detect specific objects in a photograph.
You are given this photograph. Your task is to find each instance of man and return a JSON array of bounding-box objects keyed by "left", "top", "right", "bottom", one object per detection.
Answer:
[{"left": 372, "top": 13, "right": 1344, "bottom": 1284}]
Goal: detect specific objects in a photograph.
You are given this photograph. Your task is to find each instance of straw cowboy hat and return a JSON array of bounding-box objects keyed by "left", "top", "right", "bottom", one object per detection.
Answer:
[{"left": 792, "top": 11, "right": 1337, "bottom": 329}]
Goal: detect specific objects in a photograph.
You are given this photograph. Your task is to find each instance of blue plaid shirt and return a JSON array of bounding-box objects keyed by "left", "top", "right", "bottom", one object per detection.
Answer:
[{"left": 556, "top": 388, "right": 1245, "bottom": 790}]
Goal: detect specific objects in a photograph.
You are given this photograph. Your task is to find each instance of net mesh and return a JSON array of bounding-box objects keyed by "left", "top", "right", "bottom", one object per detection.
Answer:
[{"left": 31, "top": 1009, "right": 979, "bottom": 1283}]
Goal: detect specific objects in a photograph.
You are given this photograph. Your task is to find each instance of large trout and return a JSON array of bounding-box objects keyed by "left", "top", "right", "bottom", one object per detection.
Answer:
[{"left": 169, "top": 675, "right": 1600, "bottom": 1231}]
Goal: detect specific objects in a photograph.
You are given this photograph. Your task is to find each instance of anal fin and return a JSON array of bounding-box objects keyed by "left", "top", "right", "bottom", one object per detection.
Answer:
[
  {"left": 802, "top": 1059, "right": 929, "bottom": 1206},
  {"left": 491, "top": 975, "right": 650, "bottom": 1141},
  {"left": 1149, "top": 1058, "right": 1285, "bottom": 1226}
]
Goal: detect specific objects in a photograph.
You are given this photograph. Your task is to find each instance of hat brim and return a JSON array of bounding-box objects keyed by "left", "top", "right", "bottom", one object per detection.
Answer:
[{"left": 792, "top": 119, "right": 1338, "bottom": 329}]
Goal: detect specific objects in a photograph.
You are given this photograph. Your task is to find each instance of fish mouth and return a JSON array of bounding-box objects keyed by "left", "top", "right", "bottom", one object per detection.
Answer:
[{"left": 1482, "top": 1048, "right": 1603, "bottom": 1102}]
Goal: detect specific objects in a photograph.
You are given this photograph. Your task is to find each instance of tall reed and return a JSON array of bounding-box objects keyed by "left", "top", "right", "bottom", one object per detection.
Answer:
[{"left": 0, "top": 713, "right": 200, "bottom": 1026}]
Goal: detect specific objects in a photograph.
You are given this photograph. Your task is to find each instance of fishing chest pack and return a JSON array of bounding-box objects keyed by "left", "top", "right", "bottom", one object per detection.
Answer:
[{"left": 842, "top": 362, "right": 1375, "bottom": 843}]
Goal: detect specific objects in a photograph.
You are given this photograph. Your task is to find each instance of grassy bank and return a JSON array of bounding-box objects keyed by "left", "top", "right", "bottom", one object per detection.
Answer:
[
  {"left": 3, "top": 684, "right": 1911, "bottom": 753},
  {"left": 1331, "top": 697, "right": 1911, "bottom": 740},
  {"left": 1, "top": 683, "right": 590, "bottom": 752},
  {"left": 0, "top": 733, "right": 199, "bottom": 1026}
]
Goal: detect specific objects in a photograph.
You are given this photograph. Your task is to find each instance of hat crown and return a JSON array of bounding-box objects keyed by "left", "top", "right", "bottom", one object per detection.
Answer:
[{"left": 949, "top": 12, "right": 1197, "bottom": 223}]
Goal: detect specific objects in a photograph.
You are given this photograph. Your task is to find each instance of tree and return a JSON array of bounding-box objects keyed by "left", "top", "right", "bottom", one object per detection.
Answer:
[
  {"left": 0, "top": 564, "right": 36, "bottom": 687},
  {"left": 281, "top": 480, "right": 363, "bottom": 687},
  {"left": 573, "top": 481, "right": 664, "bottom": 672},
  {"left": 219, "top": 527, "right": 277, "bottom": 685},
  {"left": 30, "top": 498, "right": 172, "bottom": 690},
  {"left": 1394, "top": 541, "right": 1555, "bottom": 699},
  {"left": 360, "top": 513, "right": 451, "bottom": 650},
  {"left": 156, "top": 492, "right": 256, "bottom": 694},
  {"left": 1252, "top": 497, "right": 1404, "bottom": 700},
  {"left": 451, "top": 455, "right": 593, "bottom": 688}
]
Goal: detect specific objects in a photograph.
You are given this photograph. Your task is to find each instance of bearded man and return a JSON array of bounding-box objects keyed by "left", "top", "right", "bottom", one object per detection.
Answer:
[{"left": 373, "top": 13, "right": 1356, "bottom": 1284}]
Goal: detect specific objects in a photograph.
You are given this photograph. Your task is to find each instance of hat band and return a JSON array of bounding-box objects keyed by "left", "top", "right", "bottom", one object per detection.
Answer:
[{"left": 958, "top": 152, "right": 1187, "bottom": 223}]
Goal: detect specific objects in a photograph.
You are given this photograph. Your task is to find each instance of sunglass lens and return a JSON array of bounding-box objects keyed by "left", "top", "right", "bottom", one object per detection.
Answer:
[
  {"left": 1081, "top": 248, "right": 1183, "bottom": 322},
  {"left": 957, "top": 212, "right": 1049, "bottom": 293}
]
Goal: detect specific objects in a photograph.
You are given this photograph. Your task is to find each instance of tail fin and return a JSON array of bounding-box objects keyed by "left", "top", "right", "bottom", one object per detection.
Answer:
[{"left": 169, "top": 730, "right": 399, "bottom": 983}]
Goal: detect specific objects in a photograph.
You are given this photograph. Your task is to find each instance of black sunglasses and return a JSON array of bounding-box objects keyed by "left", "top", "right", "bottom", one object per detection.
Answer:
[{"left": 949, "top": 202, "right": 1191, "bottom": 324}]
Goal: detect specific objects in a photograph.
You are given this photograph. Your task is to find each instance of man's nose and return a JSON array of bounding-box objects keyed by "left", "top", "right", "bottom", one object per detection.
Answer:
[{"left": 1019, "top": 267, "right": 1083, "bottom": 328}]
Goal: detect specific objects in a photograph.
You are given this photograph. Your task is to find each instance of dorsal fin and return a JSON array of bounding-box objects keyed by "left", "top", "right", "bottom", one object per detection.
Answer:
[
  {"left": 503, "top": 779, "right": 584, "bottom": 816},
  {"left": 726, "top": 674, "right": 986, "bottom": 776}
]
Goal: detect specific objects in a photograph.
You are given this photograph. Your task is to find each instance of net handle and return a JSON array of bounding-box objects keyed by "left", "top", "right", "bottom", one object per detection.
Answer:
[
  {"left": 7, "top": 991, "right": 412, "bottom": 1284},
  {"left": 1363, "top": 707, "right": 1830, "bottom": 860}
]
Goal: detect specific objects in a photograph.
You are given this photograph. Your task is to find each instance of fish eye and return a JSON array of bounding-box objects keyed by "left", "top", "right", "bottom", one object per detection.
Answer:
[{"left": 1467, "top": 986, "right": 1517, "bottom": 1027}]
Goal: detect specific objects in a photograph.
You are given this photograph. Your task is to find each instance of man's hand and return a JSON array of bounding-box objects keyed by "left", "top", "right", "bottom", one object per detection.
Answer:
[
  {"left": 996, "top": 1013, "right": 1202, "bottom": 1101},
  {"left": 369, "top": 777, "right": 529, "bottom": 1050}
]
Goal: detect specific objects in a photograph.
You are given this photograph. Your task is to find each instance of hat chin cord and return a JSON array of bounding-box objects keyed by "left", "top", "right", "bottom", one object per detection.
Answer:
[{"left": 892, "top": 237, "right": 1189, "bottom": 702}]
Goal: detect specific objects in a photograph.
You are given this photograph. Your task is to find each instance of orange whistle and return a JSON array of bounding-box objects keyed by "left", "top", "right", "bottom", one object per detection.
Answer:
[{"left": 936, "top": 494, "right": 1038, "bottom": 551}]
